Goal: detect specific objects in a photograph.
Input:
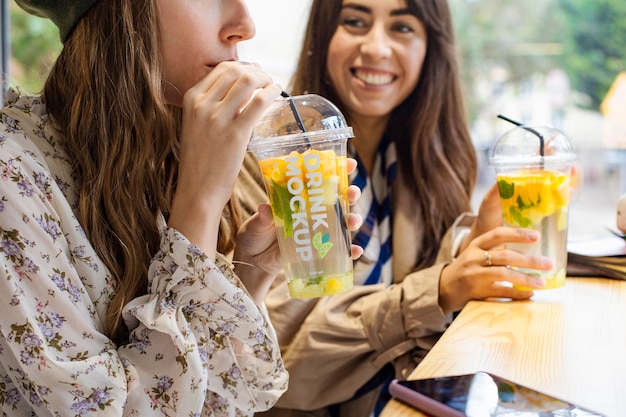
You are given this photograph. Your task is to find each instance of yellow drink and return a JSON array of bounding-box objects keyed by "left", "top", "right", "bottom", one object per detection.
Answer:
[
  {"left": 497, "top": 169, "right": 571, "bottom": 289},
  {"left": 259, "top": 149, "right": 353, "bottom": 298}
]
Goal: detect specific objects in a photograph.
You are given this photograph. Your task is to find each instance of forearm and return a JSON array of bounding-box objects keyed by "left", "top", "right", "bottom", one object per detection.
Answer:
[{"left": 168, "top": 194, "right": 222, "bottom": 259}]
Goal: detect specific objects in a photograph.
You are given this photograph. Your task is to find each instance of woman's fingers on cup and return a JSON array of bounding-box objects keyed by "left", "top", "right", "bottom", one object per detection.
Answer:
[
  {"left": 347, "top": 212, "right": 364, "bottom": 259},
  {"left": 477, "top": 226, "right": 540, "bottom": 249},
  {"left": 347, "top": 184, "right": 361, "bottom": 206},
  {"left": 499, "top": 266, "right": 547, "bottom": 290},
  {"left": 346, "top": 212, "right": 363, "bottom": 232},
  {"left": 478, "top": 249, "right": 551, "bottom": 290},
  {"left": 485, "top": 249, "right": 553, "bottom": 271},
  {"left": 351, "top": 244, "right": 364, "bottom": 260},
  {"left": 347, "top": 158, "right": 357, "bottom": 175}
]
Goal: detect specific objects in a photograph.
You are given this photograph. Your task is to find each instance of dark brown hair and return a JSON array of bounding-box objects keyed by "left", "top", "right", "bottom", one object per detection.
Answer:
[
  {"left": 43, "top": 0, "right": 241, "bottom": 344},
  {"left": 291, "top": 0, "right": 477, "bottom": 269}
]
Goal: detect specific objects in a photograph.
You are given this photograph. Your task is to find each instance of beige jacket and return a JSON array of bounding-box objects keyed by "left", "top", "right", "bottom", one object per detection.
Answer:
[{"left": 236, "top": 153, "right": 470, "bottom": 416}]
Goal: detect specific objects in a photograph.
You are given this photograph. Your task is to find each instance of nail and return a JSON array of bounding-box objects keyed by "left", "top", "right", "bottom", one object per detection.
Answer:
[
  {"left": 532, "top": 276, "right": 546, "bottom": 287},
  {"left": 542, "top": 257, "right": 554, "bottom": 269},
  {"left": 526, "top": 230, "right": 540, "bottom": 240}
]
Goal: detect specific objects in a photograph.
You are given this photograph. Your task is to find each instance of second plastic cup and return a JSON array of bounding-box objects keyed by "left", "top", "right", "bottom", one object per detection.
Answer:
[
  {"left": 490, "top": 125, "right": 576, "bottom": 289},
  {"left": 248, "top": 94, "right": 354, "bottom": 298}
]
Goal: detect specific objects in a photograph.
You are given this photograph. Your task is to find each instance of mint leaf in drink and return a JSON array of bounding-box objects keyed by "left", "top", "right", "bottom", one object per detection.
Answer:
[
  {"left": 509, "top": 206, "right": 532, "bottom": 228},
  {"left": 516, "top": 194, "right": 534, "bottom": 210},
  {"left": 498, "top": 179, "right": 515, "bottom": 199},
  {"left": 270, "top": 180, "right": 294, "bottom": 237}
]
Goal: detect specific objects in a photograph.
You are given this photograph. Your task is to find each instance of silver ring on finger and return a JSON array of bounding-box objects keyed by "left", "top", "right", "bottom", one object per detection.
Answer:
[{"left": 484, "top": 250, "right": 493, "bottom": 267}]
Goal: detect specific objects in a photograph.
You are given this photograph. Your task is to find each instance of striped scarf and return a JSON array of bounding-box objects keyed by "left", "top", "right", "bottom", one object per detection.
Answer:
[{"left": 350, "top": 133, "right": 398, "bottom": 286}]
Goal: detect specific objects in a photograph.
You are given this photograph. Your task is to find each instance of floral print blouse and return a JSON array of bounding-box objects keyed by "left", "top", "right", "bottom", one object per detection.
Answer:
[{"left": 0, "top": 89, "right": 288, "bottom": 416}]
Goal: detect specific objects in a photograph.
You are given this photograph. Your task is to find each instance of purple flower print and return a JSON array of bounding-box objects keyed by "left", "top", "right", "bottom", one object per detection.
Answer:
[
  {"left": 159, "top": 297, "right": 176, "bottom": 312},
  {"left": 253, "top": 328, "right": 266, "bottom": 344},
  {"left": 205, "top": 340, "right": 217, "bottom": 357},
  {"left": 33, "top": 172, "right": 49, "bottom": 193},
  {"left": 131, "top": 339, "right": 152, "bottom": 354},
  {"left": 156, "top": 375, "right": 173, "bottom": 393},
  {"left": 37, "top": 323, "right": 54, "bottom": 340},
  {"left": 73, "top": 246, "right": 85, "bottom": 257},
  {"left": 229, "top": 366, "right": 242, "bottom": 381},
  {"left": 1, "top": 114, "right": 18, "bottom": 129},
  {"left": 29, "top": 391, "right": 43, "bottom": 407},
  {"left": 17, "top": 179, "right": 34, "bottom": 197},
  {"left": 198, "top": 348, "right": 208, "bottom": 364},
  {"left": 188, "top": 245, "right": 203, "bottom": 257},
  {"left": 71, "top": 399, "right": 91, "bottom": 414},
  {"left": 20, "top": 351, "right": 34, "bottom": 366},
  {"left": 219, "top": 322, "right": 235, "bottom": 336},
  {"left": 232, "top": 301, "right": 247, "bottom": 314},
  {"left": 67, "top": 284, "right": 81, "bottom": 302},
  {"left": 36, "top": 217, "right": 61, "bottom": 240},
  {"left": 48, "top": 312, "right": 64, "bottom": 328},
  {"left": 51, "top": 273, "right": 66, "bottom": 291},
  {"left": 200, "top": 302, "right": 216, "bottom": 316},
  {"left": 5, "top": 388, "right": 20, "bottom": 406},
  {"left": 23, "top": 257, "right": 38, "bottom": 273},
  {"left": 22, "top": 333, "right": 41, "bottom": 349},
  {"left": 90, "top": 388, "right": 110, "bottom": 405},
  {"left": 0, "top": 239, "right": 20, "bottom": 257}
]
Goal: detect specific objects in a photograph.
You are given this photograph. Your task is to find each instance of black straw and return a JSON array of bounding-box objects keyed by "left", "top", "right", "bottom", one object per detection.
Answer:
[
  {"left": 497, "top": 114, "right": 545, "bottom": 156},
  {"left": 281, "top": 91, "right": 307, "bottom": 133}
]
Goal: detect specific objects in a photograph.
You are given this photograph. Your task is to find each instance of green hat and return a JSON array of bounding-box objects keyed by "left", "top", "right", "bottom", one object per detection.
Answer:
[{"left": 15, "top": 0, "right": 99, "bottom": 42}]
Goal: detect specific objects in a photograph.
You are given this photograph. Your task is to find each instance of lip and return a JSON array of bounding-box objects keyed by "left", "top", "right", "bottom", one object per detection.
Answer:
[
  {"left": 351, "top": 67, "right": 397, "bottom": 87},
  {"left": 205, "top": 57, "right": 238, "bottom": 70}
]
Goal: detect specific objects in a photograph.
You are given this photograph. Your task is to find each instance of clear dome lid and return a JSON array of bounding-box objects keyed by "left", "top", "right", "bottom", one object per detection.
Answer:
[
  {"left": 248, "top": 94, "right": 353, "bottom": 152},
  {"left": 489, "top": 125, "right": 576, "bottom": 169}
]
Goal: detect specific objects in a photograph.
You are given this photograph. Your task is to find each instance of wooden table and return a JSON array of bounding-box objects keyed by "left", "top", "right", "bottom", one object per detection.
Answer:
[{"left": 380, "top": 277, "right": 626, "bottom": 417}]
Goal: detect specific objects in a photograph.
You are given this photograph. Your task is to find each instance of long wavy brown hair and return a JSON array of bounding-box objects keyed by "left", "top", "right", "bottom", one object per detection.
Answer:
[
  {"left": 43, "top": 0, "right": 241, "bottom": 344},
  {"left": 291, "top": 0, "right": 477, "bottom": 269}
]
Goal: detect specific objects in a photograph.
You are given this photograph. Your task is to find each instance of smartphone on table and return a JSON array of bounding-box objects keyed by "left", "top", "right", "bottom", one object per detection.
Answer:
[{"left": 389, "top": 372, "right": 605, "bottom": 417}]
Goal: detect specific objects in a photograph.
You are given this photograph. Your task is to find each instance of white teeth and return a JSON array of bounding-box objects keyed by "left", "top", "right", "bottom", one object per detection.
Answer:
[{"left": 354, "top": 70, "right": 393, "bottom": 86}]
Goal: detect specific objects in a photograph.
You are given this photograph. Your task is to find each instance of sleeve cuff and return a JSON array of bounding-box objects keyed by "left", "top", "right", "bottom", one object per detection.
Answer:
[{"left": 451, "top": 212, "right": 476, "bottom": 258}]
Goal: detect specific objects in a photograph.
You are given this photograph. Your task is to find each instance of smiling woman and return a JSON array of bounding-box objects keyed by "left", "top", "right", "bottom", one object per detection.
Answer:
[
  {"left": 326, "top": 0, "right": 427, "bottom": 149},
  {"left": 238, "top": 0, "right": 558, "bottom": 416},
  {"left": 243, "top": 0, "right": 624, "bottom": 243}
]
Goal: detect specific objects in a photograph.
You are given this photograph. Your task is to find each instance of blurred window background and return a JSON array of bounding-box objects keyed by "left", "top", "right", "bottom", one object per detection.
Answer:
[
  {"left": 3, "top": 0, "right": 624, "bottom": 242},
  {"left": 447, "top": 0, "right": 626, "bottom": 242}
]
